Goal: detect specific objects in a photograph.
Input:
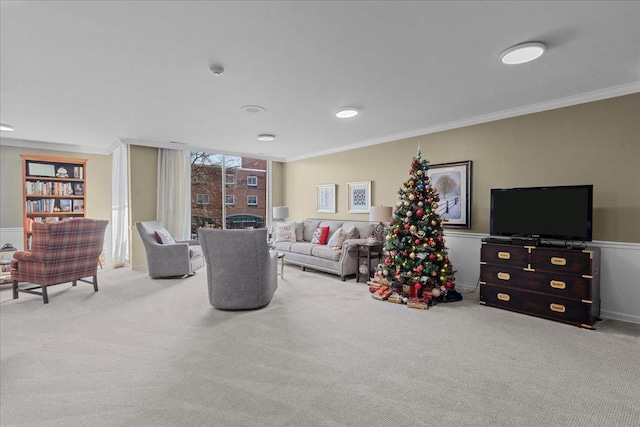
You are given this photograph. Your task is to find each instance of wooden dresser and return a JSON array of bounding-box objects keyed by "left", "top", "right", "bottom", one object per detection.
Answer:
[{"left": 479, "top": 241, "right": 600, "bottom": 329}]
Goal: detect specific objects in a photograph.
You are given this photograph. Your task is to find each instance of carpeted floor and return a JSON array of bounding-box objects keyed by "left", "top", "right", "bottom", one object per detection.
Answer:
[{"left": 1, "top": 264, "right": 639, "bottom": 427}]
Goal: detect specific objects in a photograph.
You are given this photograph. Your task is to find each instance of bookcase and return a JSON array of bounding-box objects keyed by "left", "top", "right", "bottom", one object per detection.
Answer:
[{"left": 21, "top": 154, "right": 87, "bottom": 250}]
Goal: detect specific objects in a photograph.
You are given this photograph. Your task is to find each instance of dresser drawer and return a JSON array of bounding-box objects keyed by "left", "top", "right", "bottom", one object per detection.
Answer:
[
  {"left": 480, "top": 284, "right": 596, "bottom": 327},
  {"left": 480, "top": 264, "right": 529, "bottom": 288},
  {"left": 530, "top": 247, "right": 594, "bottom": 276},
  {"left": 481, "top": 243, "right": 529, "bottom": 268}
]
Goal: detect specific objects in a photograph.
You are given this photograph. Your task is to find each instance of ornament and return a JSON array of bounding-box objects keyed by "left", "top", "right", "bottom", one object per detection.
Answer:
[
  {"left": 406, "top": 211, "right": 413, "bottom": 217},
  {"left": 408, "top": 180, "right": 414, "bottom": 186},
  {"left": 385, "top": 257, "right": 392, "bottom": 264},
  {"left": 409, "top": 252, "right": 416, "bottom": 259},
  {"left": 416, "top": 208, "right": 424, "bottom": 217},
  {"left": 432, "top": 203, "right": 438, "bottom": 209},
  {"left": 414, "top": 283, "right": 422, "bottom": 291},
  {"left": 383, "top": 269, "right": 388, "bottom": 276},
  {"left": 418, "top": 201, "right": 424, "bottom": 207},
  {"left": 402, "top": 297, "right": 409, "bottom": 304},
  {"left": 429, "top": 254, "right": 436, "bottom": 260},
  {"left": 431, "top": 271, "right": 437, "bottom": 276},
  {"left": 431, "top": 220, "right": 437, "bottom": 226},
  {"left": 409, "top": 194, "right": 415, "bottom": 201},
  {"left": 404, "top": 201, "right": 410, "bottom": 207},
  {"left": 440, "top": 275, "right": 446, "bottom": 282},
  {"left": 432, "top": 288, "right": 441, "bottom": 297},
  {"left": 410, "top": 225, "right": 417, "bottom": 232},
  {"left": 415, "top": 239, "right": 421, "bottom": 245},
  {"left": 416, "top": 170, "right": 422, "bottom": 176},
  {"left": 446, "top": 281, "right": 454, "bottom": 288}
]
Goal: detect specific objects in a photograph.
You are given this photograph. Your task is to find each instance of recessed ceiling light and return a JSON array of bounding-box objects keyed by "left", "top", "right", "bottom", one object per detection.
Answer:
[
  {"left": 0, "top": 123, "right": 15, "bottom": 132},
  {"left": 241, "top": 105, "right": 266, "bottom": 114},
  {"left": 500, "top": 42, "right": 546, "bottom": 65},
  {"left": 336, "top": 108, "right": 359, "bottom": 119},
  {"left": 257, "top": 134, "right": 275, "bottom": 142}
]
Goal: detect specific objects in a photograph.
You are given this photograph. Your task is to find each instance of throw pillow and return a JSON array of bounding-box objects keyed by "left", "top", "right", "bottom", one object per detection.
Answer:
[
  {"left": 275, "top": 222, "right": 297, "bottom": 243},
  {"left": 311, "top": 226, "right": 330, "bottom": 245},
  {"left": 155, "top": 227, "right": 176, "bottom": 245},
  {"left": 295, "top": 222, "right": 304, "bottom": 241},
  {"left": 344, "top": 226, "right": 359, "bottom": 240},
  {"left": 327, "top": 227, "right": 347, "bottom": 250}
]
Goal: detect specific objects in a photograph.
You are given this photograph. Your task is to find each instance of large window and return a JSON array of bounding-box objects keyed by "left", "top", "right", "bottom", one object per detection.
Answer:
[{"left": 191, "top": 152, "right": 268, "bottom": 232}]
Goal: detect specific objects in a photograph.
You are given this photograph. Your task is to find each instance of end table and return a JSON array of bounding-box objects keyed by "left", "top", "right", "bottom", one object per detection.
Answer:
[{"left": 356, "top": 243, "right": 383, "bottom": 283}]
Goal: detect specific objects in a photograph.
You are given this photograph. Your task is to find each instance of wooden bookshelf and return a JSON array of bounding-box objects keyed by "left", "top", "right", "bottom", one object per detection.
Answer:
[{"left": 21, "top": 154, "right": 88, "bottom": 250}]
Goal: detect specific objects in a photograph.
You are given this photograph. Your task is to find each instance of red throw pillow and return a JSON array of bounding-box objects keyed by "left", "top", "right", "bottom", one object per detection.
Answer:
[{"left": 311, "top": 226, "right": 331, "bottom": 245}]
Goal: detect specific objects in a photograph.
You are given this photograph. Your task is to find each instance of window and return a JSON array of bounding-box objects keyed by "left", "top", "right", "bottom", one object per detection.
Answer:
[
  {"left": 247, "top": 176, "right": 258, "bottom": 187},
  {"left": 226, "top": 173, "right": 235, "bottom": 186},
  {"left": 225, "top": 195, "right": 235, "bottom": 205},
  {"left": 247, "top": 195, "right": 258, "bottom": 206},
  {"left": 196, "top": 194, "right": 209, "bottom": 205}
]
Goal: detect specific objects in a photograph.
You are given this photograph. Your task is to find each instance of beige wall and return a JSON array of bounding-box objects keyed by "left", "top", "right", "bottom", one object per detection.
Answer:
[
  {"left": 283, "top": 93, "right": 640, "bottom": 243},
  {"left": 0, "top": 145, "right": 112, "bottom": 228},
  {"left": 128, "top": 145, "right": 159, "bottom": 271}
]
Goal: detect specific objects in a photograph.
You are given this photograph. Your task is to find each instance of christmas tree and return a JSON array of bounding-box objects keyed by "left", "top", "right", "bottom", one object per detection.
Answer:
[{"left": 369, "top": 149, "right": 461, "bottom": 309}]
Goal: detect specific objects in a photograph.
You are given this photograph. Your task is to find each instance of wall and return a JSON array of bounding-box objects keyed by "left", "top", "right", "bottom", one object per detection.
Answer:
[
  {"left": 282, "top": 93, "right": 640, "bottom": 323},
  {"left": 0, "top": 145, "right": 112, "bottom": 251},
  {"left": 128, "top": 145, "right": 158, "bottom": 271},
  {"left": 283, "top": 94, "right": 640, "bottom": 243}
]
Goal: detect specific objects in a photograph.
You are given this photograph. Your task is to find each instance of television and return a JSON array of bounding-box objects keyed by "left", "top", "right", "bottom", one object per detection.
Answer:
[{"left": 490, "top": 185, "right": 593, "bottom": 243}]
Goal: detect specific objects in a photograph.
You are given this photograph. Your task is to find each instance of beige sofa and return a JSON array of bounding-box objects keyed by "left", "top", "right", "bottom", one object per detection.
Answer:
[{"left": 271, "top": 219, "right": 378, "bottom": 281}]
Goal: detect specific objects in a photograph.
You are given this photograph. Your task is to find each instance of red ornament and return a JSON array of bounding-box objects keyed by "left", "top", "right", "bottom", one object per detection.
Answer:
[
  {"left": 402, "top": 251, "right": 408, "bottom": 257},
  {"left": 404, "top": 224, "right": 410, "bottom": 230},
  {"left": 415, "top": 239, "right": 421, "bottom": 245},
  {"left": 416, "top": 265, "right": 424, "bottom": 273},
  {"left": 416, "top": 209, "right": 424, "bottom": 217},
  {"left": 446, "top": 281, "right": 454, "bottom": 289},
  {"left": 414, "top": 283, "right": 422, "bottom": 290},
  {"left": 385, "top": 257, "right": 392, "bottom": 264},
  {"left": 394, "top": 228, "right": 400, "bottom": 235},
  {"left": 437, "top": 237, "right": 444, "bottom": 243},
  {"left": 429, "top": 254, "right": 436, "bottom": 260},
  {"left": 389, "top": 221, "right": 394, "bottom": 226}
]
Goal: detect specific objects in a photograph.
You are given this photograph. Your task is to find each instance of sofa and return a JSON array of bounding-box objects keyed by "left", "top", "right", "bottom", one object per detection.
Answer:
[{"left": 270, "top": 219, "right": 379, "bottom": 281}]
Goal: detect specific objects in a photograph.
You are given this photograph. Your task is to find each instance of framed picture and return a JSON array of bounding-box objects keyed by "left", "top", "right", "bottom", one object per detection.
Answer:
[
  {"left": 347, "top": 181, "right": 371, "bottom": 213},
  {"left": 27, "top": 162, "right": 55, "bottom": 177},
  {"left": 426, "top": 160, "right": 472, "bottom": 228},
  {"left": 317, "top": 184, "right": 336, "bottom": 213}
]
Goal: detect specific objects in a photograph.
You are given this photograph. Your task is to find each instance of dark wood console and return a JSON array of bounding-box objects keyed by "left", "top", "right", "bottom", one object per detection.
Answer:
[{"left": 479, "top": 242, "right": 600, "bottom": 329}]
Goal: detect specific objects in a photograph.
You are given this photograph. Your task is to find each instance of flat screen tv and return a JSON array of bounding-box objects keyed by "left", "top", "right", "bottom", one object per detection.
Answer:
[{"left": 490, "top": 185, "right": 593, "bottom": 242}]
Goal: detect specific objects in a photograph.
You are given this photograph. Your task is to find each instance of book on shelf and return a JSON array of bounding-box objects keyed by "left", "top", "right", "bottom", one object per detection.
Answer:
[
  {"left": 73, "top": 166, "right": 84, "bottom": 179},
  {"left": 73, "top": 199, "right": 84, "bottom": 212},
  {"left": 60, "top": 199, "right": 72, "bottom": 212},
  {"left": 73, "top": 183, "right": 84, "bottom": 195}
]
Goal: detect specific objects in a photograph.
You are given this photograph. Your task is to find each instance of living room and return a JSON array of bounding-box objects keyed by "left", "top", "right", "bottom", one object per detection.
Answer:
[{"left": 1, "top": 2, "right": 639, "bottom": 426}]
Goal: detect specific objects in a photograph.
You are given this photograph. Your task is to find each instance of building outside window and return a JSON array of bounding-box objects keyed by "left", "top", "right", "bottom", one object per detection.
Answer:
[{"left": 191, "top": 152, "right": 267, "bottom": 231}]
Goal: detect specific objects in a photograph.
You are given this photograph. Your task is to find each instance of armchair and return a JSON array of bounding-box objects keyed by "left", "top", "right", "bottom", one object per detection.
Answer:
[
  {"left": 136, "top": 220, "right": 203, "bottom": 278},
  {"left": 11, "top": 218, "right": 108, "bottom": 304},
  {"left": 198, "top": 228, "right": 278, "bottom": 310}
]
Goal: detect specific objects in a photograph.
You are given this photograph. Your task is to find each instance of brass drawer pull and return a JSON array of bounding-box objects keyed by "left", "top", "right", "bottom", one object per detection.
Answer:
[
  {"left": 550, "top": 280, "right": 566, "bottom": 290},
  {"left": 497, "top": 293, "right": 510, "bottom": 302},
  {"left": 551, "top": 257, "right": 567, "bottom": 266},
  {"left": 497, "top": 272, "right": 511, "bottom": 281},
  {"left": 498, "top": 251, "right": 511, "bottom": 260},
  {"left": 550, "top": 303, "right": 566, "bottom": 313}
]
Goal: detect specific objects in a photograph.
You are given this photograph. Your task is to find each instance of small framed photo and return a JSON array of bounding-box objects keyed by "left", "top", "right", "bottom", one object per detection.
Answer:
[
  {"left": 347, "top": 181, "right": 371, "bottom": 213},
  {"left": 73, "top": 183, "right": 84, "bottom": 196},
  {"left": 72, "top": 199, "right": 84, "bottom": 212},
  {"left": 426, "top": 160, "right": 472, "bottom": 228},
  {"left": 59, "top": 199, "right": 72, "bottom": 212},
  {"left": 317, "top": 184, "right": 336, "bottom": 213}
]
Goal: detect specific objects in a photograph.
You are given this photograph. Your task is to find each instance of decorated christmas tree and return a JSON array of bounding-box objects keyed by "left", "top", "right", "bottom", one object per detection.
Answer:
[{"left": 369, "top": 149, "right": 461, "bottom": 309}]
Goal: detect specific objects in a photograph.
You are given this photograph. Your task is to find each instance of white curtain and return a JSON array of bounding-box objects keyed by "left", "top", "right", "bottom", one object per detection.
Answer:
[
  {"left": 157, "top": 149, "right": 191, "bottom": 240},
  {"left": 111, "top": 142, "right": 129, "bottom": 268}
]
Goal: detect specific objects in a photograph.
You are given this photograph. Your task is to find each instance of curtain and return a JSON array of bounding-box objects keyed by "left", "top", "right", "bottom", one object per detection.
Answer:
[
  {"left": 111, "top": 142, "right": 129, "bottom": 268},
  {"left": 157, "top": 149, "right": 191, "bottom": 240}
]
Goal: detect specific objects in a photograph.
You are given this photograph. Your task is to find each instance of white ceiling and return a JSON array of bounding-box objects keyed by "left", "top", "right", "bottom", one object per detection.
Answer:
[{"left": 1, "top": 1, "right": 639, "bottom": 162}]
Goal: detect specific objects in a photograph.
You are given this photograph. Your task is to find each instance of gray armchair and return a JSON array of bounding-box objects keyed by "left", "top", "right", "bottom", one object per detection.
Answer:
[
  {"left": 136, "top": 220, "right": 203, "bottom": 278},
  {"left": 198, "top": 228, "right": 278, "bottom": 310}
]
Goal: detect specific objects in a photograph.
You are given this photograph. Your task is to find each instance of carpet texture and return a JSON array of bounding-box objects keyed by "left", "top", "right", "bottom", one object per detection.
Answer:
[{"left": 1, "top": 264, "right": 639, "bottom": 427}]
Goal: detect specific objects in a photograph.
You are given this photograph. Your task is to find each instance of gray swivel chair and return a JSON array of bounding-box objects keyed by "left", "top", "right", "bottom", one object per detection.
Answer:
[
  {"left": 198, "top": 228, "right": 278, "bottom": 310},
  {"left": 136, "top": 220, "right": 204, "bottom": 278}
]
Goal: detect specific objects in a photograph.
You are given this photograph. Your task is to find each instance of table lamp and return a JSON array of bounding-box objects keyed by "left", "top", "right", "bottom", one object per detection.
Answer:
[{"left": 369, "top": 205, "right": 392, "bottom": 242}]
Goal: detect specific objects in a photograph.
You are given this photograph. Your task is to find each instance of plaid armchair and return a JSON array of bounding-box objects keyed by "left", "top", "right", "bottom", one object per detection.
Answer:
[{"left": 12, "top": 218, "right": 108, "bottom": 304}]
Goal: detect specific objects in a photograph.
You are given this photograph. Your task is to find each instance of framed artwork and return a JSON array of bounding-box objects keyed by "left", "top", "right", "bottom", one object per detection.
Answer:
[
  {"left": 317, "top": 184, "right": 336, "bottom": 213},
  {"left": 426, "top": 160, "right": 472, "bottom": 228},
  {"left": 347, "top": 181, "right": 371, "bottom": 213}
]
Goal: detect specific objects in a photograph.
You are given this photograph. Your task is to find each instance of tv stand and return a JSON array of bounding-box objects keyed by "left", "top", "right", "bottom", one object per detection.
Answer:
[
  {"left": 511, "top": 237, "right": 540, "bottom": 246},
  {"left": 479, "top": 241, "right": 600, "bottom": 329}
]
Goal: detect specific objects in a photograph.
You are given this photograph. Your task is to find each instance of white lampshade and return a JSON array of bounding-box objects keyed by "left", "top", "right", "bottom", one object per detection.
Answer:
[
  {"left": 369, "top": 206, "right": 392, "bottom": 223},
  {"left": 273, "top": 206, "right": 289, "bottom": 220}
]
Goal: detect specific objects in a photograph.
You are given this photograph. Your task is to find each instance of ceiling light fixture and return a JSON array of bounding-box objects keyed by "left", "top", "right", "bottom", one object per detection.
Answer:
[
  {"left": 257, "top": 134, "right": 275, "bottom": 142},
  {"left": 241, "top": 105, "right": 265, "bottom": 114},
  {"left": 336, "top": 108, "right": 359, "bottom": 119},
  {"left": 0, "top": 123, "right": 15, "bottom": 132},
  {"left": 500, "top": 42, "right": 546, "bottom": 65}
]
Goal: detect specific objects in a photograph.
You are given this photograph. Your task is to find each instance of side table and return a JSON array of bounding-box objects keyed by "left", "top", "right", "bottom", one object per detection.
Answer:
[{"left": 356, "top": 243, "right": 383, "bottom": 283}]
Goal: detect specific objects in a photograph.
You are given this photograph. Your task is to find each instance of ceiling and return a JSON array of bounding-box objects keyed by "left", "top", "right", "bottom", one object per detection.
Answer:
[{"left": 1, "top": 1, "right": 639, "bottom": 162}]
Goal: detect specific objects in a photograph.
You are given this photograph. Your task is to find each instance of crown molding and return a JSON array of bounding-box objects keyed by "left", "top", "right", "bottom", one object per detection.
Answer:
[
  {"left": 285, "top": 82, "right": 640, "bottom": 162},
  {"left": 0, "top": 137, "right": 115, "bottom": 155}
]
